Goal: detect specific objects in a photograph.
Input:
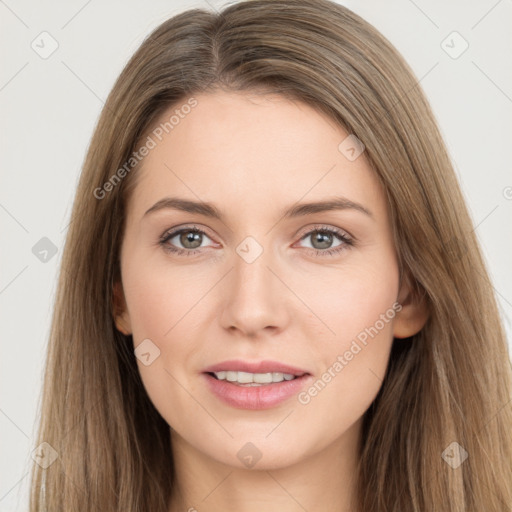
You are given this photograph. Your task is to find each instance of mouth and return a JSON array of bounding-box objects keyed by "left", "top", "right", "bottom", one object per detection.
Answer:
[{"left": 201, "top": 360, "right": 313, "bottom": 409}]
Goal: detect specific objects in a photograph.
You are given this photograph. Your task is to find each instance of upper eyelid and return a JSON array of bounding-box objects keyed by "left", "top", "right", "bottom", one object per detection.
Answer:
[
  {"left": 162, "top": 225, "right": 215, "bottom": 242},
  {"left": 296, "top": 224, "right": 352, "bottom": 240}
]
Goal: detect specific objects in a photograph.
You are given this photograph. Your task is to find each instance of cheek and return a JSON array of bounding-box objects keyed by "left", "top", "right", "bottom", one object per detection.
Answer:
[
  {"left": 295, "top": 323, "right": 393, "bottom": 456},
  {"left": 122, "top": 257, "right": 214, "bottom": 341},
  {"left": 122, "top": 268, "right": 197, "bottom": 427},
  {"left": 291, "top": 251, "right": 399, "bottom": 346},
  {"left": 293, "top": 263, "right": 399, "bottom": 434},
  {"left": 121, "top": 261, "right": 216, "bottom": 407}
]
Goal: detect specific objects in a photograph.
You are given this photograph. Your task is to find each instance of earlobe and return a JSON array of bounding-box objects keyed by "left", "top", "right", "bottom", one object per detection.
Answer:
[
  {"left": 393, "top": 272, "right": 429, "bottom": 339},
  {"left": 112, "top": 280, "right": 132, "bottom": 335}
]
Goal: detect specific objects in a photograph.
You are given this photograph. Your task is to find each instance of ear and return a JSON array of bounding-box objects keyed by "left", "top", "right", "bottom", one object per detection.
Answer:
[
  {"left": 112, "top": 280, "right": 132, "bottom": 335},
  {"left": 393, "top": 271, "right": 429, "bottom": 339}
]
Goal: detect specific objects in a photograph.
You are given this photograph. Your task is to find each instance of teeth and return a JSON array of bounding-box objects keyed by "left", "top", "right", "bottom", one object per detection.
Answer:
[
  {"left": 226, "top": 371, "right": 237, "bottom": 382},
  {"left": 212, "top": 371, "right": 299, "bottom": 384},
  {"left": 236, "top": 371, "right": 254, "bottom": 383}
]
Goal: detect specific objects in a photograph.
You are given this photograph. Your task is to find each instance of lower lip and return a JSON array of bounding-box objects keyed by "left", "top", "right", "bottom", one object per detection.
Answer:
[{"left": 202, "top": 372, "right": 313, "bottom": 410}]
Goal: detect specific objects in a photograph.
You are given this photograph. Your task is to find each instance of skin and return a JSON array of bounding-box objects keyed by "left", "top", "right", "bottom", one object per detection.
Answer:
[{"left": 113, "top": 90, "right": 428, "bottom": 512}]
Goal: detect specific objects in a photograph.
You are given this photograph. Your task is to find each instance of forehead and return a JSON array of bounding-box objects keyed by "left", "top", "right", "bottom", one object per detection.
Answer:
[{"left": 127, "top": 90, "right": 386, "bottom": 223}]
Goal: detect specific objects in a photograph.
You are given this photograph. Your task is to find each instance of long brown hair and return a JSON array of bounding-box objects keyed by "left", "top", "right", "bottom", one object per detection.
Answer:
[{"left": 29, "top": 0, "right": 512, "bottom": 510}]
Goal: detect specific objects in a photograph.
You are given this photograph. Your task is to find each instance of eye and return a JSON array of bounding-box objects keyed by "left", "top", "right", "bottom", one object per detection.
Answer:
[
  {"left": 159, "top": 225, "right": 216, "bottom": 256},
  {"left": 295, "top": 225, "right": 354, "bottom": 257}
]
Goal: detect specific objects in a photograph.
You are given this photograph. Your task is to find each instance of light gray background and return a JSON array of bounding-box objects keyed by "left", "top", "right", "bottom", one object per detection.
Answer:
[{"left": 1, "top": 0, "right": 511, "bottom": 509}]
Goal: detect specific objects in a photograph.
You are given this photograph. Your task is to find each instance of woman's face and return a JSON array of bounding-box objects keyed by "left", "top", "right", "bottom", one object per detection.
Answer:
[{"left": 114, "top": 90, "right": 419, "bottom": 470}]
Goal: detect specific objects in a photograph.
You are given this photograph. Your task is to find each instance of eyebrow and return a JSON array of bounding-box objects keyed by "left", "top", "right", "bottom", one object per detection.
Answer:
[{"left": 143, "top": 196, "right": 373, "bottom": 221}]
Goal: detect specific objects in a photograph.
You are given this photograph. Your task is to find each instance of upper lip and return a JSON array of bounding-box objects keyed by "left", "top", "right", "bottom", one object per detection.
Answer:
[{"left": 203, "top": 359, "right": 310, "bottom": 376}]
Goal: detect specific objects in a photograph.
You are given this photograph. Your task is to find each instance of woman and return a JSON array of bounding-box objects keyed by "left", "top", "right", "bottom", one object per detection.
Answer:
[{"left": 29, "top": 0, "right": 512, "bottom": 510}]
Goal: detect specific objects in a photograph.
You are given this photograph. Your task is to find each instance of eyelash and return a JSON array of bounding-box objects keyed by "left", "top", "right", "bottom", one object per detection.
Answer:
[{"left": 158, "top": 224, "right": 354, "bottom": 258}]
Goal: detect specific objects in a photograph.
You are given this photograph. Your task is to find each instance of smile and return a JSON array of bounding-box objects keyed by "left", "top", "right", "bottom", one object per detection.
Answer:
[{"left": 202, "top": 372, "right": 313, "bottom": 409}]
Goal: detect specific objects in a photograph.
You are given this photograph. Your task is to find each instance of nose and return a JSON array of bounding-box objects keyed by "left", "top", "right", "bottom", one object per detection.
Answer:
[{"left": 219, "top": 243, "right": 290, "bottom": 338}]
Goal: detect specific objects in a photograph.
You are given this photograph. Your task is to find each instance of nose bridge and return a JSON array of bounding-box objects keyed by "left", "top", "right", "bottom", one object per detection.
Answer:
[
  {"left": 232, "top": 234, "right": 277, "bottom": 304},
  {"left": 235, "top": 239, "right": 272, "bottom": 293}
]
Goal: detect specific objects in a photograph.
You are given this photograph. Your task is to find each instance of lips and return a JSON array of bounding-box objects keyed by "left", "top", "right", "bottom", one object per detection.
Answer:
[{"left": 201, "top": 359, "right": 313, "bottom": 409}]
